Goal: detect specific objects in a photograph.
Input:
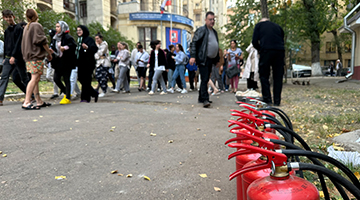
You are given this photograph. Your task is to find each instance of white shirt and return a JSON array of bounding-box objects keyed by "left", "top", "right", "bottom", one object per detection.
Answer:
[
  {"left": 154, "top": 50, "right": 165, "bottom": 71},
  {"left": 135, "top": 51, "right": 149, "bottom": 67}
]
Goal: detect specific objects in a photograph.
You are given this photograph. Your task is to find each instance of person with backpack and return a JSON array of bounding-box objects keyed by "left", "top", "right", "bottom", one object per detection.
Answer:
[
  {"left": 147, "top": 40, "right": 167, "bottom": 95},
  {"left": 167, "top": 43, "right": 188, "bottom": 94}
]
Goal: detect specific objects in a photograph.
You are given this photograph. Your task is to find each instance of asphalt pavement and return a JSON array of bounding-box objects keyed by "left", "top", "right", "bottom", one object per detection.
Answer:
[{"left": 0, "top": 87, "right": 241, "bottom": 200}]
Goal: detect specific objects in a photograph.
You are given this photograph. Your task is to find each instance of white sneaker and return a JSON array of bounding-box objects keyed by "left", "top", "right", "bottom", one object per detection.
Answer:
[
  {"left": 160, "top": 91, "right": 167, "bottom": 95},
  {"left": 181, "top": 89, "right": 188, "bottom": 94},
  {"left": 148, "top": 91, "right": 154, "bottom": 95},
  {"left": 99, "top": 93, "right": 105, "bottom": 97},
  {"left": 146, "top": 87, "right": 150, "bottom": 91},
  {"left": 112, "top": 89, "right": 119, "bottom": 93},
  {"left": 167, "top": 88, "right": 174, "bottom": 93},
  {"left": 189, "top": 89, "right": 193, "bottom": 92},
  {"left": 157, "top": 88, "right": 161, "bottom": 92},
  {"left": 176, "top": 88, "right": 182, "bottom": 93}
]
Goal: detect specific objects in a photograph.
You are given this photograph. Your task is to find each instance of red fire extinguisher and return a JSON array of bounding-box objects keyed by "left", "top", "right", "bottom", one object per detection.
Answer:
[
  {"left": 227, "top": 135, "right": 294, "bottom": 200},
  {"left": 225, "top": 126, "right": 279, "bottom": 200},
  {"left": 228, "top": 144, "right": 320, "bottom": 200}
]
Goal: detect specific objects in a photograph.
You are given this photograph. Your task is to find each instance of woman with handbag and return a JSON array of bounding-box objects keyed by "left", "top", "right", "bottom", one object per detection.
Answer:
[
  {"left": 227, "top": 40, "right": 243, "bottom": 93},
  {"left": 50, "top": 21, "right": 77, "bottom": 105},
  {"left": 94, "top": 33, "right": 111, "bottom": 98},
  {"left": 113, "top": 42, "right": 131, "bottom": 93},
  {"left": 76, "top": 25, "right": 99, "bottom": 103}
]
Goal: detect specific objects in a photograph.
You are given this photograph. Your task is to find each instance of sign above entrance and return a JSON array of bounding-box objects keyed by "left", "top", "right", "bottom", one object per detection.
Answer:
[{"left": 129, "top": 12, "right": 194, "bottom": 27}]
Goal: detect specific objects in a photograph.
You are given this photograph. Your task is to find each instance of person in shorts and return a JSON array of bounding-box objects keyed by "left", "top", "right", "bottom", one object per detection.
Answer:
[
  {"left": 135, "top": 45, "right": 149, "bottom": 91},
  {"left": 21, "top": 9, "right": 53, "bottom": 110}
]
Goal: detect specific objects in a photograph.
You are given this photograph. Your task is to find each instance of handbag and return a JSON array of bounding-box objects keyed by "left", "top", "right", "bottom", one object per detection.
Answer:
[{"left": 226, "top": 65, "right": 241, "bottom": 79}]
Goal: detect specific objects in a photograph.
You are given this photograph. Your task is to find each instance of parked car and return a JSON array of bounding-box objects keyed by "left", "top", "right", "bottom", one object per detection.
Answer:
[
  {"left": 290, "top": 64, "right": 312, "bottom": 78},
  {"left": 322, "top": 66, "right": 331, "bottom": 76},
  {"left": 340, "top": 67, "right": 351, "bottom": 76}
]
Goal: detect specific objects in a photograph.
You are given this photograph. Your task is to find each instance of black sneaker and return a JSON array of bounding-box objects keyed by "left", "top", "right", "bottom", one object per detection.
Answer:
[
  {"left": 50, "top": 94, "right": 59, "bottom": 99},
  {"left": 203, "top": 100, "right": 211, "bottom": 108}
]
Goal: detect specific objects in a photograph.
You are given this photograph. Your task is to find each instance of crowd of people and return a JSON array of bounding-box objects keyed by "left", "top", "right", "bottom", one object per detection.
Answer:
[{"left": 1, "top": 9, "right": 279, "bottom": 109}]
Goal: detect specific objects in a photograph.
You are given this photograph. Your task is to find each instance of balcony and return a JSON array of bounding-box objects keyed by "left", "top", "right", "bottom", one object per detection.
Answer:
[
  {"left": 63, "top": 0, "right": 75, "bottom": 12},
  {"left": 119, "top": 1, "right": 189, "bottom": 17}
]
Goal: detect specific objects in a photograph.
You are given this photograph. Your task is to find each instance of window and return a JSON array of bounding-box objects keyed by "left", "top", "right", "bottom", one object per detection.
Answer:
[
  {"left": 326, "top": 42, "right": 336, "bottom": 53},
  {"left": 344, "top": 43, "right": 351, "bottom": 53},
  {"left": 196, "top": 14, "right": 201, "bottom": 21},
  {"left": 79, "top": 1, "right": 87, "bottom": 17},
  {"left": 138, "top": 27, "right": 157, "bottom": 50}
]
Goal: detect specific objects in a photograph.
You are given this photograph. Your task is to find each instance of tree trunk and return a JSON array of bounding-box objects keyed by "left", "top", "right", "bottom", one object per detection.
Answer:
[
  {"left": 260, "top": 0, "right": 269, "bottom": 18},
  {"left": 311, "top": 40, "right": 323, "bottom": 76},
  {"left": 331, "top": 29, "right": 343, "bottom": 63}
]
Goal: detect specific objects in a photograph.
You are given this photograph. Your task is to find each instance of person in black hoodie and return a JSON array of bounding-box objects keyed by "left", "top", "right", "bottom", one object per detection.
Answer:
[
  {"left": 147, "top": 40, "right": 167, "bottom": 95},
  {"left": 252, "top": 18, "right": 284, "bottom": 106},
  {"left": 0, "top": 10, "right": 29, "bottom": 106},
  {"left": 49, "top": 21, "right": 77, "bottom": 105},
  {"left": 76, "top": 25, "right": 99, "bottom": 103}
]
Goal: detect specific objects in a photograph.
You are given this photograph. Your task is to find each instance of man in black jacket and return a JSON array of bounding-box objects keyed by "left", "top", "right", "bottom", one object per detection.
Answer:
[
  {"left": 190, "top": 11, "right": 219, "bottom": 108},
  {"left": 0, "top": 10, "right": 29, "bottom": 106},
  {"left": 252, "top": 18, "right": 285, "bottom": 106}
]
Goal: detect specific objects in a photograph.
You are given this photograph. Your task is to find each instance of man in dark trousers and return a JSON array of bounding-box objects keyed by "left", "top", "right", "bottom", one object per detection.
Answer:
[
  {"left": 190, "top": 11, "right": 219, "bottom": 108},
  {"left": 252, "top": 18, "right": 285, "bottom": 106},
  {"left": 0, "top": 10, "right": 29, "bottom": 106}
]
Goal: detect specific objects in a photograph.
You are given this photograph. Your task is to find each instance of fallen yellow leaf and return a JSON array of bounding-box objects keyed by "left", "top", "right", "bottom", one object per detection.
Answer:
[
  {"left": 33, "top": 119, "right": 38, "bottom": 122},
  {"left": 118, "top": 174, "right": 124, "bottom": 176},
  {"left": 214, "top": 187, "right": 221, "bottom": 192},
  {"left": 168, "top": 140, "right": 174, "bottom": 143},
  {"left": 199, "top": 174, "right": 207, "bottom": 178},
  {"left": 143, "top": 176, "right": 151, "bottom": 181},
  {"left": 2, "top": 154, "right": 7, "bottom": 157},
  {"left": 109, "top": 129, "right": 114, "bottom": 132},
  {"left": 354, "top": 172, "right": 360, "bottom": 180},
  {"left": 150, "top": 133, "right": 157, "bottom": 136},
  {"left": 55, "top": 176, "right": 66, "bottom": 180},
  {"left": 333, "top": 143, "right": 345, "bottom": 151},
  {"left": 111, "top": 126, "right": 116, "bottom": 129},
  {"left": 0, "top": 151, "right": 2, "bottom": 154},
  {"left": 111, "top": 170, "right": 118, "bottom": 174},
  {"left": 126, "top": 174, "right": 132, "bottom": 178},
  {"left": 322, "top": 125, "right": 328, "bottom": 130}
]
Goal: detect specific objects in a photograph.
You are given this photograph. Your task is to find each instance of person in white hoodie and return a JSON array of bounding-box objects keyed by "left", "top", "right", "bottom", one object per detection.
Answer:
[{"left": 242, "top": 43, "right": 259, "bottom": 90}]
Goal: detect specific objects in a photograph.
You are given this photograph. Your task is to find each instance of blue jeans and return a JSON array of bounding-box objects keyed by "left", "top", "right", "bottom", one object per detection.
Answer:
[
  {"left": 171, "top": 64, "right": 186, "bottom": 89},
  {"left": 222, "top": 66, "right": 229, "bottom": 90}
]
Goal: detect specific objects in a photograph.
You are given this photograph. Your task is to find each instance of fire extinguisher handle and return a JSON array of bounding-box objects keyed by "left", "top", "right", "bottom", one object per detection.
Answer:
[
  {"left": 227, "top": 144, "right": 288, "bottom": 181},
  {"left": 227, "top": 131, "right": 275, "bottom": 150},
  {"left": 231, "top": 112, "right": 265, "bottom": 124},
  {"left": 228, "top": 120, "right": 264, "bottom": 137},
  {"left": 239, "top": 105, "right": 262, "bottom": 115}
]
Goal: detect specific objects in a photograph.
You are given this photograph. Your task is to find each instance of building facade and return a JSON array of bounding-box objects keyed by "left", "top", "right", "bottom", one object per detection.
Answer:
[{"left": 35, "top": 0, "right": 118, "bottom": 29}]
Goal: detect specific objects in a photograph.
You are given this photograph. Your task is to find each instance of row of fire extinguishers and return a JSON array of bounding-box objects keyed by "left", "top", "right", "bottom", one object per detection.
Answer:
[{"left": 226, "top": 98, "right": 360, "bottom": 200}]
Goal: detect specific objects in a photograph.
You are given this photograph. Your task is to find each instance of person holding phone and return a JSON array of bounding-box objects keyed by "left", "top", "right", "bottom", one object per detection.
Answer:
[
  {"left": 135, "top": 45, "right": 149, "bottom": 91},
  {"left": 227, "top": 40, "right": 243, "bottom": 93}
]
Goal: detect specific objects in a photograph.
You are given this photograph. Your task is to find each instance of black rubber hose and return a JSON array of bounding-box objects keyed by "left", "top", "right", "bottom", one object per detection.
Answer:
[
  {"left": 268, "top": 124, "right": 311, "bottom": 151},
  {"left": 262, "top": 113, "right": 290, "bottom": 129},
  {"left": 281, "top": 149, "right": 360, "bottom": 189},
  {"left": 275, "top": 128, "right": 292, "bottom": 144},
  {"left": 270, "top": 139, "right": 343, "bottom": 200},
  {"left": 262, "top": 114, "right": 294, "bottom": 144},
  {"left": 265, "top": 107, "right": 293, "bottom": 129},
  {"left": 260, "top": 107, "right": 293, "bottom": 130},
  {"left": 296, "top": 163, "right": 360, "bottom": 199}
]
